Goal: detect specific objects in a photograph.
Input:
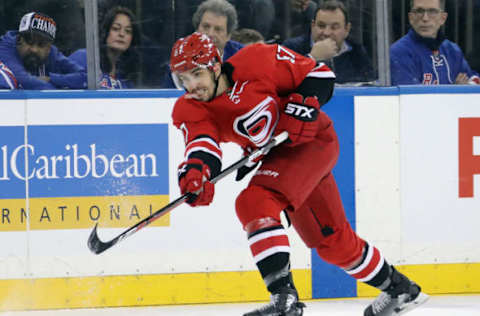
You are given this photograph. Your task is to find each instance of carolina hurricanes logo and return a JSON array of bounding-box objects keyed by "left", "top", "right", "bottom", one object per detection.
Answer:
[{"left": 234, "top": 96, "right": 278, "bottom": 147}]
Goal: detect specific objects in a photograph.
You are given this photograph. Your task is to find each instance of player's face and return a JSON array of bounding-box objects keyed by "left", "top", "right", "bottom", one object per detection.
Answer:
[
  {"left": 311, "top": 9, "right": 351, "bottom": 50},
  {"left": 177, "top": 67, "right": 216, "bottom": 101},
  {"left": 16, "top": 33, "right": 52, "bottom": 71},
  {"left": 197, "top": 11, "right": 230, "bottom": 54},
  {"left": 408, "top": 0, "right": 447, "bottom": 38},
  {"left": 106, "top": 13, "right": 133, "bottom": 53}
]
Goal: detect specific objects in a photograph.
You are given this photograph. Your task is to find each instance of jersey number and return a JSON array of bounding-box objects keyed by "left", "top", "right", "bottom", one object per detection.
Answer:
[{"left": 276, "top": 45, "right": 296, "bottom": 64}]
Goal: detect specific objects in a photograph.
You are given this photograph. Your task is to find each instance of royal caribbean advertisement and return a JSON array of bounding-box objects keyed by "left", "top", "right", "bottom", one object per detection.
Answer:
[{"left": 0, "top": 123, "right": 170, "bottom": 231}]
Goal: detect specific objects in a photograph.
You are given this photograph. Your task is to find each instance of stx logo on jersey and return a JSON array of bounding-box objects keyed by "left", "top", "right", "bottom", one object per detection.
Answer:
[
  {"left": 458, "top": 117, "right": 480, "bottom": 198},
  {"left": 284, "top": 103, "right": 318, "bottom": 122}
]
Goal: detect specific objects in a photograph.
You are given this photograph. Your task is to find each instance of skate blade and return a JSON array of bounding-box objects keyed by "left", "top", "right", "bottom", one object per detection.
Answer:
[{"left": 395, "top": 292, "right": 429, "bottom": 315}]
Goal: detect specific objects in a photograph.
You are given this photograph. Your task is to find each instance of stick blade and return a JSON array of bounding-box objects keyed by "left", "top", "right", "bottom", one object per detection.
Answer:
[{"left": 87, "top": 223, "right": 113, "bottom": 255}]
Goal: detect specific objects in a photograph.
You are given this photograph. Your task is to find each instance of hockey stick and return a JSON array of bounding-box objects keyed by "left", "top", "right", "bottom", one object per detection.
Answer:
[{"left": 87, "top": 131, "right": 289, "bottom": 254}]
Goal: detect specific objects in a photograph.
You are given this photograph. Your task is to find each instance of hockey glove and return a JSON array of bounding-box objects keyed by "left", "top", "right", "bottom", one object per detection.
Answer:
[
  {"left": 178, "top": 158, "right": 214, "bottom": 206},
  {"left": 277, "top": 93, "right": 320, "bottom": 147},
  {"left": 235, "top": 146, "right": 263, "bottom": 181}
]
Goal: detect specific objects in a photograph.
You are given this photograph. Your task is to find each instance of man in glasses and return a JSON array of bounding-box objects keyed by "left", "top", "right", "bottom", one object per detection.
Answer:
[{"left": 390, "top": 0, "right": 479, "bottom": 85}]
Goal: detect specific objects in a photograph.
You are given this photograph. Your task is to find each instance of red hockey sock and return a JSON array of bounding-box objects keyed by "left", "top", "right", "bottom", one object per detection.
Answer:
[
  {"left": 345, "top": 243, "right": 391, "bottom": 290},
  {"left": 247, "top": 218, "right": 291, "bottom": 293}
]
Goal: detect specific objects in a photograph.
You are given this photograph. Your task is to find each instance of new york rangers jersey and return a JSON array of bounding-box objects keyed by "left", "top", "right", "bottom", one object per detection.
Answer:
[{"left": 390, "top": 29, "right": 480, "bottom": 85}]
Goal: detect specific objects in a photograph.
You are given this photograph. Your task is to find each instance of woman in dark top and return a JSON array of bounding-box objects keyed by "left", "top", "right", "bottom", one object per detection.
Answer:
[{"left": 70, "top": 6, "right": 141, "bottom": 89}]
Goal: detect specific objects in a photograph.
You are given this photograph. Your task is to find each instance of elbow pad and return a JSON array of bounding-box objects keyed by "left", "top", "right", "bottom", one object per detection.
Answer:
[{"left": 295, "top": 76, "right": 335, "bottom": 107}]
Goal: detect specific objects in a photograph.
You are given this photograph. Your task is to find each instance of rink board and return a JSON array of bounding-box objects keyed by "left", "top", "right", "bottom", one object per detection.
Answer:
[{"left": 0, "top": 87, "right": 479, "bottom": 311}]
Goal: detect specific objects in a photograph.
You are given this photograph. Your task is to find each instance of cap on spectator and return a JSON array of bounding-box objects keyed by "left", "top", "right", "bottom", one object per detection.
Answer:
[{"left": 18, "top": 12, "right": 56, "bottom": 41}]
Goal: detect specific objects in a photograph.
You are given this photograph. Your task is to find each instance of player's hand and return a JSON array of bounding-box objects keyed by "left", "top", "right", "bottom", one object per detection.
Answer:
[
  {"left": 235, "top": 146, "right": 263, "bottom": 181},
  {"left": 310, "top": 38, "right": 337, "bottom": 61},
  {"left": 455, "top": 72, "right": 469, "bottom": 84},
  {"left": 178, "top": 158, "right": 214, "bottom": 206},
  {"left": 277, "top": 93, "right": 320, "bottom": 147}
]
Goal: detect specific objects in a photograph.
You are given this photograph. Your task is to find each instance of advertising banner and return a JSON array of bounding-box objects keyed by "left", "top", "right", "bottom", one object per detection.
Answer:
[
  {"left": 0, "top": 124, "right": 169, "bottom": 232},
  {"left": 400, "top": 93, "right": 480, "bottom": 263}
]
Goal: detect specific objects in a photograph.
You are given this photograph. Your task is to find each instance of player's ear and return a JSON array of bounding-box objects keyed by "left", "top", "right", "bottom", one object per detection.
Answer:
[
  {"left": 213, "top": 62, "right": 222, "bottom": 77},
  {"left": 345, "top": 22, "right": 352, "bottom": 36},
  {"left": 440, "top": 11, "right": 448, "bottom": 26}
]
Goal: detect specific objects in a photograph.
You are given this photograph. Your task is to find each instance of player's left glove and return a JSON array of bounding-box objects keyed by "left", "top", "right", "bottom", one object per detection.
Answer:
[
  {"left": 178, "top": 158, "right": 214, "bottom": 206},
  {"left": 277, "top": 93, "right": 320, "bottom": 147}
]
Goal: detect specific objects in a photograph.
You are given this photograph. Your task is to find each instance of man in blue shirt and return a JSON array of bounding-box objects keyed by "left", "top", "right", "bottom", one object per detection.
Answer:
[
  {"left": 161, "top": 0, "right": 243, "bottom": 88},
  {"left": 390, "top": 0, "right": 480, "bottom": 85},
  {"left": 282, "top": 0, "right": 376, "bottom": 85},
  {"left": 0, "top": 12, "right": 86, "bottom": 89}
]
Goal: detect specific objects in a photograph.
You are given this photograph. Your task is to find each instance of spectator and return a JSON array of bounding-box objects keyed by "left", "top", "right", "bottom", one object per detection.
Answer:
[
  {"left": 0, "top": 61, "right": 18, "bottom": 89},
  {"left": 70, "top": 6, "right": 141, "bottom": 89},
  {"left": 282, "top": 0, "right": 376, "bottom": 84},
  {"left": 161, "top": 0, "right": 243, "bottom": 88},
  {"left": 0, "top": 0, "right": 86, "bottom": 56},
  {"left": 390, "top": 0, "right": 480, "bottom": 85},
  {"left": 231, "top": 28, "right": 264, "bottom": 46},
  {"left": 193, "top": 0, "right": 243, "bottom": 58},
  {"left": 0, "top": 12, "right": 86, "bottom": 89}
]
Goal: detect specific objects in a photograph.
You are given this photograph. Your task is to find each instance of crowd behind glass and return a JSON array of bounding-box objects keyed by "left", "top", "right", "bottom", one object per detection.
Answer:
[{"left": 0, "top": 0, "right": 478, "bottom": 90}]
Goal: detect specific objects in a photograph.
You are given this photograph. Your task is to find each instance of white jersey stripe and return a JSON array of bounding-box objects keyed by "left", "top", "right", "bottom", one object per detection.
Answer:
[
  {"left": 253, "top": 246, "right": 290, "bottom": 263},
  {"left": 307, "top": 71, "right": 336, "bottom": 79},
  {"left": 356, "top": 256, "right": 385, "bottom": 282},
  {"left": 248, "top": 229, "right": 286, "bottom": 246},
  {"left": 188, "top": 137, "right": 221, "bottom": 150},
  {"left": 346, "top": 245, "right": 374, "bottom": 275},
  {"left": 185, "top": 147, "right": 222, "bottom": 161}
]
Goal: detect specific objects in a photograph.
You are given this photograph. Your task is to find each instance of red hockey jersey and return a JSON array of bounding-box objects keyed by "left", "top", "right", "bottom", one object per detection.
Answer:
[{"left": 172, "top": 43, "right": 335, "bottom": 174}]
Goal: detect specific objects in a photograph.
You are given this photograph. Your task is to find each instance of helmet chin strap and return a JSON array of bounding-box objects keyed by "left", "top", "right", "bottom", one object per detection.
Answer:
[{"left": 207, "top": 69, "right": 220, "bottom": 102}]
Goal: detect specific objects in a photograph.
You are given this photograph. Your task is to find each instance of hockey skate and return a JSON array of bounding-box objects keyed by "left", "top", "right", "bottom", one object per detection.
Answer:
[
  {"left": 364, "top": 267, "right": 429, "bottom": 316},
  {"left": 243, "top": 287, "right": 306, "bottom": 316}
]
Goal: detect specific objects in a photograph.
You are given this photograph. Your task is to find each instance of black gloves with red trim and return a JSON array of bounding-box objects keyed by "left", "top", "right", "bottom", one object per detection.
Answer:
[
  {"left": 178, "top": 158, "right": 214, "bottom": 206},
  {"left": 277, "top": 93, "right": 320, "bottom": 147}
]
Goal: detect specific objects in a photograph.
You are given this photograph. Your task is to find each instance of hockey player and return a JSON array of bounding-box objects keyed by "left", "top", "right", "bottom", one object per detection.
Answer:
[{"left": 170, "top": 32, "right": 428, "bottom": 316}]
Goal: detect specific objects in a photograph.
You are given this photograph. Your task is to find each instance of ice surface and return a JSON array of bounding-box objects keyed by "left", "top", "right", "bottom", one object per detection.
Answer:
[{"left": 2, "top": 295, "right": 479, "bottom": 316}]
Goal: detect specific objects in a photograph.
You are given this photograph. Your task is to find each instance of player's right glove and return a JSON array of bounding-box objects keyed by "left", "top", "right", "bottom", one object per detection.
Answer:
[
  {"left": 276, "top": 93, "right": 320, "bottom": 147},
  {"left": 178, "top": 158, "right": 214, "bottom": 207}
]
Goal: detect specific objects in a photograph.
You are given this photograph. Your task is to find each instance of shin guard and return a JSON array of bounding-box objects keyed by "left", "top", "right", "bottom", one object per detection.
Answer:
[
  {"left": 246, "top": 217, "right": 292, "bottom": 293},
  {"left": 236, "top": 185, "right": 293, "bottom": 293}
]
